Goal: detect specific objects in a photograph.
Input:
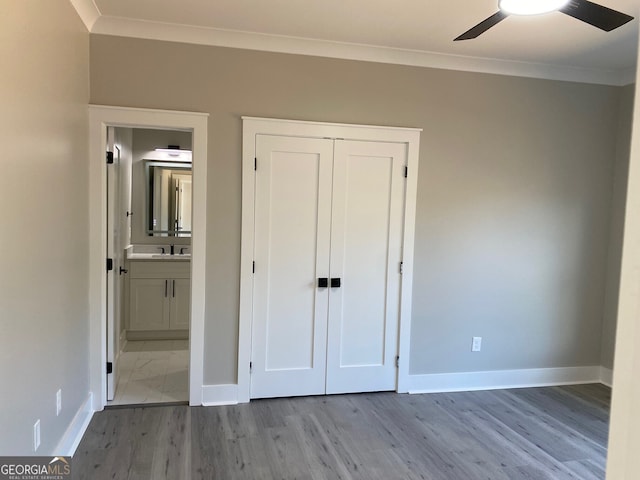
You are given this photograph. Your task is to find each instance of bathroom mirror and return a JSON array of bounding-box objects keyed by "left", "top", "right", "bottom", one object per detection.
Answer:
[{"left": 145, "top": 160, "right": 192, "bottom": 237}]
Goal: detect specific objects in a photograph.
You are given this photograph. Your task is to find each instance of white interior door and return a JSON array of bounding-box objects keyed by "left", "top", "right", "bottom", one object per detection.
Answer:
[
  {"left": 250, "top": 135, "right": 334, "bottom": 399},
  {"left": 118, "top": 129, "right": 132, "bottom": 248},
  {"left": 250, "top": 135, "right": 407, "bottom": 399},
  {"left": 106, "top": 127, "right": 118, "bottom": 401},
  {"left": 174, "top": 174, "right": 192, "bottom": 235},
  {"left": 325, "top": 140, "right": 406, "bottom": 394},
  {"left": 154, "top": 168, "right": 171, "bottom": 234}
]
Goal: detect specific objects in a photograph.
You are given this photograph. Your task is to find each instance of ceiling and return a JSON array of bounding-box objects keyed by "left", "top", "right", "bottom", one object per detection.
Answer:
[{"left": 72, "top": 0, "right": 639, "bottom": 85}]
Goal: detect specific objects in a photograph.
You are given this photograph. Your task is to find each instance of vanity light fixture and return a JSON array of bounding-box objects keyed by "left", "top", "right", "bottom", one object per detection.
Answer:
[
  {"left": 155, "top": 145, "right": 192, "bottom": 159},
  {"left": 499, "top": 0, "right": 570, "bottom": 15}
]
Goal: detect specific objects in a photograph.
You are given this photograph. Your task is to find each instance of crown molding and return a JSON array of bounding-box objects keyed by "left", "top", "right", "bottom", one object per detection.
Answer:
[
  {"left": 69, "top": 0, "right": 101, "bottom": 31},
  {"left": 88, "top": 14, "right": 636, "bottom": 86}
]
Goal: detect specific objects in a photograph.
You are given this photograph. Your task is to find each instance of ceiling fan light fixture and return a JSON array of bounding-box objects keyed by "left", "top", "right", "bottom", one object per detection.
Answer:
[{"left": 499, "top": 0, "right": 570, "bottom": 15}]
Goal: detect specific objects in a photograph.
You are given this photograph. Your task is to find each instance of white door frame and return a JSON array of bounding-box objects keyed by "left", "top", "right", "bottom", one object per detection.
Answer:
[
  {"left": 105, "top": 126, "right": 117, "bottom": 400},
  {"left": 238, "top": 117, "right": 421, "bottom": 402},
  {"left": 88, "top": 105, "right": 208, "bottom": 410}
]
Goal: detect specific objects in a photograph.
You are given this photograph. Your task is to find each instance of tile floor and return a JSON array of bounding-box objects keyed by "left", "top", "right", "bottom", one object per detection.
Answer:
[{"left": 107, "top": 340, "right": 189, "bottom": 406}]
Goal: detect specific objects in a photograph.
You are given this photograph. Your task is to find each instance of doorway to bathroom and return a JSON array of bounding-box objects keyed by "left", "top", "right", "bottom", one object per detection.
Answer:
[
  {"left": 106, "top": 126, "right": 194, "bottom": 406},
  {"left": 88, "top": 105, "right": 208, "bottom": 411}
]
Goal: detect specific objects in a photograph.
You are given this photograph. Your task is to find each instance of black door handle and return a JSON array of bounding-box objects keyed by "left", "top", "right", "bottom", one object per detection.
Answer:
[
  {"left": 318, "top": 278, "right": 328, "bottom": 288},
  {"left": 119, "top": 267, "right": 128, "bottom": 275},
  {"left": 331, "top": 278, "right": 341, "bottom": 288}
]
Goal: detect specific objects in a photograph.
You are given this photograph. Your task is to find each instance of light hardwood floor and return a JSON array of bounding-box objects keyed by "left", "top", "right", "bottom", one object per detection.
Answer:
[{"left": 72, "top": 383, "right": 610, "bottom": 479}]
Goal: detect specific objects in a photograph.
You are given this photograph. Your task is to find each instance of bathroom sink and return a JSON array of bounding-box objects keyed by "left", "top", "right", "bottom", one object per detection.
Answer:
[
  {"left": 125, "top": 246, "right": 191, "bottom": 260},
  {"left": 150, "top": 254, "right": 191, "bottom": 259},
  {"left": 125, "top": 253, "right": 190, "bottom": 260}
]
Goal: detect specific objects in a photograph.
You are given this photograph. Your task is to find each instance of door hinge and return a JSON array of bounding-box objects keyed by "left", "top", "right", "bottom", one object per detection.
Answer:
[
  {"left": 399, "top": 262, "right": 403, "bottom": 275},
  {"left": 106, "top": 151, "right": 114, "bottom": 164},
  {"left": 395, "top": 356, "right": 400, "bottom": 368},
  {"left": 106, "top": 258, "right": 113, "bottom": 272},
  {"left": 254, "top": 157, "right": 257, "bottom": 171},
  {"left": 106, "top": 362, "right": 113, "bottom": 374},
  {"left": 404, "top": 166, "right": 408, "bottom": 178},
  {"left": 252, "top": 261, "right": 255, "bottom": 273},
  {"left": 249, "top": 361, "right": 253, "bottom": 373}
]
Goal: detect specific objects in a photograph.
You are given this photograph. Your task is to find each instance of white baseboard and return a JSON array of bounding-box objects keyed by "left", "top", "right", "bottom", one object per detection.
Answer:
[
  {"left": 199, "top": 366, "right": 612, "bottom": 406},
  {"left": 54, "top": 392, "right": 94, "bottom": 456},
  {"left": 600, "top": 366, "right": 613, "bottom": 387},
  {"left": 407, "top": 365, "right": 603, "bottom": 394},
  {"left": 119, "top": 329, "right": 127, "bottom": 353},
  {"left": 202, "top": 384, "right": 238, "bottom": 406}
]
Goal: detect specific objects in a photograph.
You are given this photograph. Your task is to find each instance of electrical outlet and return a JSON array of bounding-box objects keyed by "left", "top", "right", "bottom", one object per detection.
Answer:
[
  {"left": 33, "top": 420, "right": 41, "bottom": 452},
  {"left": 472, "top": 336, "right": 482, "bottom": 352},
  {"left": 56, "top": 389, "right": 62, "bottom": 416}
]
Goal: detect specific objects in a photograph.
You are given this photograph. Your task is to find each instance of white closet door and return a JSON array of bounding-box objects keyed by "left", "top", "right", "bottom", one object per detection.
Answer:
[
  {"left": 250, "top": 135, "right": 334, "bottom": 399},
  {"left": 326, "top": 140, "right": 406, "bottom": 394}
]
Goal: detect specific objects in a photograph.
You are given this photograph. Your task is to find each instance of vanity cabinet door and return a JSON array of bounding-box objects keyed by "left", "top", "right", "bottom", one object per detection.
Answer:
[
  {"left": 129, "top": 278, "right": 170, "bottom": 330},
  {"left": 169, "top": 278, "right": 191, "bottom": 330}
]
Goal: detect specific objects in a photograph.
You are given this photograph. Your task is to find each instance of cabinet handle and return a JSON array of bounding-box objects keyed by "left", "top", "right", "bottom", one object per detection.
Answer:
[
  {"left": 318, "top": 277, "right": 328, "bottom": 288},
  {"left": 331, "top": 278, "right": 341, "bottom": 288},
  {"left": 165, "top": 279, "right": 168, "bottom": 297},
  {"left": 173, "top": 279, "right": 175, "bottom": 298}
]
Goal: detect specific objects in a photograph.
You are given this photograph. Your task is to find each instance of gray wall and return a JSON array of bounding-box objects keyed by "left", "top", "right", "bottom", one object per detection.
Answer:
[
  {"left": 601, "top": 84, "right": 635, "bottom": 370},
  {"left": 0, "top": 1, "right": 89, "bottom": 454},
  {"left": 409, "top": 79, "right": 621, "bottom": 374},
  {"left": 89, "top": 35, "right": 627, "bottom": 384}
]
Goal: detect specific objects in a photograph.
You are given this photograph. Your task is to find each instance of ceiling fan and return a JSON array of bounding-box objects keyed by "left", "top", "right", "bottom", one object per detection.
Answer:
[{"left": 454, "top": 0, "right": 634, "bottom": 41}]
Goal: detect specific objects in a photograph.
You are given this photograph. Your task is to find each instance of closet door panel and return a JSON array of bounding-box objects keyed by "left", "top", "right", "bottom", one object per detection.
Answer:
[
  {"left": 326, "top": 140, "right": 406, "bottom": 394},
  {"left": 250, "top": 135, "right": 333, "bottom": 399}
]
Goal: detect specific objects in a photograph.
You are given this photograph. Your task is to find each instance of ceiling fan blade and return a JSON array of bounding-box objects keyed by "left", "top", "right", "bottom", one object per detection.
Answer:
[
  {"left": 454, "top": 11, "right": 509, "bottom": 41},
  {"left": 560, "top": 0, "right": 634, "bottom": 31}
]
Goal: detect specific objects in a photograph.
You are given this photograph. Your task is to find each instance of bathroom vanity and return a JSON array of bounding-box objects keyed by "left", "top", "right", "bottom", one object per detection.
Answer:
[
  {"left": 125, "top": 247, "right": 190, "bottom": 340},
  {"left": 122, "top": 145, "right": 193, "bottom": 341}
]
